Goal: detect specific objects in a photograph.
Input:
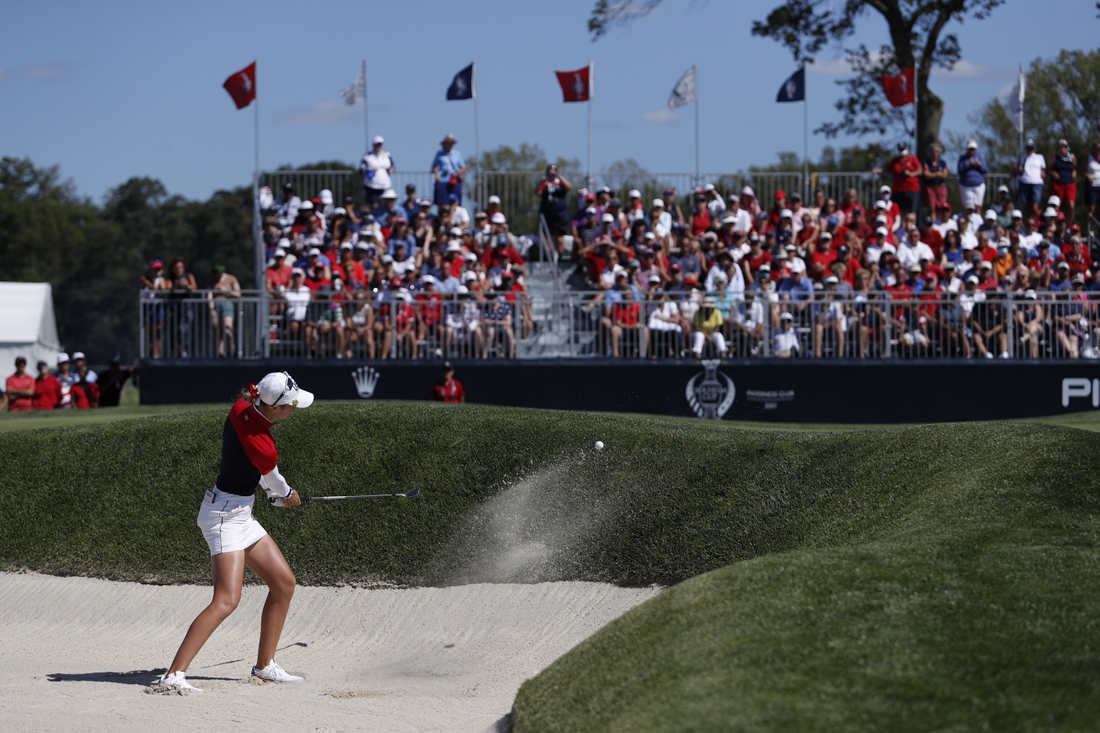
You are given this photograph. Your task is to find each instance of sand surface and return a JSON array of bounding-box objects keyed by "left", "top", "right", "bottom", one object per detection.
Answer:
[{"left": 0, "top": 572, "right": 660, "bottom": 732}]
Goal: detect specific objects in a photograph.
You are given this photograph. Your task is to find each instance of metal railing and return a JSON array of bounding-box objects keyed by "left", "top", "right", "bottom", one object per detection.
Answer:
[{"left": 140, "top": 290, "right": 1098, "bottom": 362}]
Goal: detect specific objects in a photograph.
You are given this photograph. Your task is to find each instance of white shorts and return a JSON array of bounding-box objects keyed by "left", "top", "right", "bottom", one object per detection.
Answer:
[{"left": 198, "top": 488, "right": 267, "bottom": 556}]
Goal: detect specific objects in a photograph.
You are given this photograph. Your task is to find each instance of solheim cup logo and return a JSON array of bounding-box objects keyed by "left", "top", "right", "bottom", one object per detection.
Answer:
[
  {"left": 686, "top": 360, "right": 735, "bottom": 420},
  {"left": 352, "top": 366, "right": 380, "bottom": 399}
]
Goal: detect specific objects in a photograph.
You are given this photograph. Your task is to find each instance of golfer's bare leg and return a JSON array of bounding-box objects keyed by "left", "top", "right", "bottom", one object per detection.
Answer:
[
  {"left": 244, "top": 535, "right": 296, "bottom": 669},
  {"left": 168, "top": 551, "right": 245, "bottom": 673}
]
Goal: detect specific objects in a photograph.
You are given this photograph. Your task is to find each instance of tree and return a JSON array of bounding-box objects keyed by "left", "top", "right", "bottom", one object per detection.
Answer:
[
  {"left": 476, "top": 143, "right": 580, "bottom": 177},
  {"left": 588, "top": 0, "right": 1004, "bottom": 156}
]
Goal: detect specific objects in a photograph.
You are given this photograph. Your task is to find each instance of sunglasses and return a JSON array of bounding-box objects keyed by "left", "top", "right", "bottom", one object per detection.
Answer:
[{"left": 273, "top": 372, "right": 300, "bottom": 407}]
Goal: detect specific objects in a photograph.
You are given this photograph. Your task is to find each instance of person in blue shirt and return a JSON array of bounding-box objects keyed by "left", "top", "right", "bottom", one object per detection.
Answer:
[
  {"left": 372, "top": 190, "right": 407, "bottom": 228},
  {"left": 957, "top": 140, "right": 989, "bottom": 212},
  {"left": 777, "top": 261, "right": 814, "bottom": 301},
  {"left": 431, "top": 134, "right": 467, "bottom": 207},
  {"left": 1049, "top": 262, "right": 1073, "bottom": 292}
]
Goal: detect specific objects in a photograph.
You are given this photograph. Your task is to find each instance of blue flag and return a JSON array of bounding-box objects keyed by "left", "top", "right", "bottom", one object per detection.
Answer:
[
  {"left": 446, "top": 63, "right": 475, "bottom": 101},
  {"left": 776, "top": 67, "right": 805, "bottom": 103}
]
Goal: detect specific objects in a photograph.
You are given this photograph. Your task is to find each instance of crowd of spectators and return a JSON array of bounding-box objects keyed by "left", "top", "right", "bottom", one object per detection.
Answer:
[{"left": 1, "top": 352, "right": 137, "bottom": 412}]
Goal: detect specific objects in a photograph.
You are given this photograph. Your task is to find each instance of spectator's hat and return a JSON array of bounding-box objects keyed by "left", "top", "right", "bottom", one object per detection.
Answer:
[
  {"left": 741, "top": 186, "right": 755, "bottom": 198},
  {"left": 1043, "top": 206, "right": 1058, "bottom": 218},
  {"left": 339, "top": 242, "right": 353, "bottom": 250},
  {"left": 644, "top": 232, "right": 656, "bottom": 241},
  {"left": 57, "top": 353, "right": 69, "bottom": 365},
  {"left": 381, "top": 254, "right": 394, "bottom": 264},
  {"left": 774, "top": 251, "right": 788, "bottom": 261},
  {"left": 501, "top": 269, "right": 515, "bottom": 280},
  {"left": 14, "top": 355, "right": 26, "bottom": 366},
  {"left": 362, "top": 214, "right": 376, "bottom": 223},
  {"left": 381, "top": 189, "right": 398, "bottom": 199},
  {"left": 663, "top": 187, "right": 676, "bottom": 196},
  {"left": 300, "top": 200, "right": 314, "bottom": 210},
  {"left": 827, "top": 216, "right": 839, "bottom": 226},
  {"left": 774, "top": 189, "right": 786, "bottom": 200},
  {"left": 874, "top": 201, "right": 888, "bottom": 211},
  {"left": 825, "top": 275, "right": 840, "bottom": 284},
  {"left": 462, "top": 271, "right": 478, "bottom": 282},
  {"left": 703, "top": 295, "right": 718, "bottom": 307},
  {"left": 966, "top": 274, "right": 979, "bottom": 284},
  {"left": 780, "top": 208, "right": 793, "bottom": 219},
  {"left": 36, "top": 360, "right": 48, "bottom": 369},
  {"left": 784, "top": 243, "right": 797, "bottom": 252},
  {"left": 291, "top": 267, "right": 305, "bottom": 277},
  {"left": 1073, "top": 274, "right": 1086, "bottom": 284},
  {"left": 703, "top": 231, "right": 718, "bottom": 242},
  {"left": 585, "top": 206, "right": 597, "bottom": 215},
  {"left": 759, "top": 263, "right": 771, "bottom": 272},
  {"left": 837, "top": 244, "right": 849, "bottom": 255},
  {"left": 320, "top": 190, "right": 334, "bottom": 206},
  {"left": 780, "top": 312, "right": 794, "bottom": 321},
  {"left": 598, "top": 186, "right": 612, "bottom": 195},
  {"left": 484, "top": 195, "right": 501, "bottom": 206},
  {"left": 880, "top": 184, "right": 892, "bottom": 194},
  {"left": 1011, "top": 209, "right": 1023, "bottom": 219},
  {"left": 1057, "top": 261, "right": 1070, "bottom": 270},
  {"left": 462, "top": 251, "right": 477, "bottom": 262},
  {"left": 496, "top": 234, "right": 510, "bottom": 247},
  {"left": 392, "top": 215, "right": 408, "bottom": 225},
  {"left": 1037, "top": 240, "right": 1050, "bottom": 249},
  {"left": 876, "top": 226, "right": 889, "bottom": 236},
  {"left": 909, "top": 264, "right": 922, "bottom": 273},
  {"left": 475, "top": 211, "right": 488, "bottom": 219},
  {"left": 1058, "top": 138, "right": 1069, "bottom": 147},
  {"left": 1024, "top": 289, "right": 1037, "bottom": 299},
  {"left": 308, "top": 247, "right": 322, "bottom": 257},
  {"left": 491, "top": 212, "right": 507, "bottom": 224},
  {"left": 283, "top": 182, "right": 294, "bottom": 192},
  {"left": 820, "top": 231, "right": 833, "bottom": 241},
  {"left": 334, "top": 207, "right": 346, "bottom": 216},
  {"left": 1047, "top": 195, "right": 1061, "bottom": 207},
  {"left": 980, "top": 261, "right": 993, "bottom": 270},
  {"left": 790, "top": 260, "right": 806, "bottom": 274},
  {"left": 627, "top": 258, "right": 641, "bottom": 269},
  {"left": 150, "top": 258, "right": 163, "bottom": 269},
  {"left": 310, "top": 197, "right": 322, "bottom": 207},
  {"left": 996, "top": 244, "right": 1009, "bottom": 255},
  {"left": 456, "top": 285, "right": 470, "bottom": 294},
  {"left": 882, "top": 243, "right": 897, "bottom": 254},
  {"left": 967, "top": 139, "right": 978, "bottom": 150},
  {"left": 373, "top": 135, "right": 385, "bottom": 145},
  {"left": 419, "top": 198, "right": 433, "bottom": 207},
  {"left": 445, "top": 241, "right": 463, "bottom": 253},
  {"left": 998, "top": 185, "right": 1010, "bottom": 194},
  {"left": 669, "top": 263, "right": 682, "bottom": 273},
  {"left": 714, "top": 271, "right": 729, "bottom": 284},
  {"left": 449, "top": 227, "right": 464, "bottom": 237},
  {"left": 442, "top": 361, "right": 454, "bottom": 372},
  {"left": 601, "top": 213, "right": 615, "bottom": 223},
  {"left": 1024, "top": 139, "right": 1034, "bottom": 149},
  {"left": 943, "top": 261, "right": 956, "bottom": 270},
  {"left": 448, "top": 193, "right": 459, "bottom": 203},
  {"left": 404, "top": 182, "right": 416, "bottom": 193},
  {"left": 758, "top": 211, "right": 770, "bottom": 220},
  {"left": 897, "top": 142, "right": 909, "bottom": 153},
  {"left": 628, "top": 189, "right": 642, "bottom": 199},
  {"left": 652, "top": 198, "right": 665, "bottom": 209},
  {"left": 441, "top": 133, "right": 456, "bottom": 144},
  {"left": 648, "top": 274, "right": 661, "bottom": 284},
  {"left": 355, "top": 242, "right": 370, "bottom": 251},
  {"left": 749, "top": 232, "right": 760, "bottom": 243}
]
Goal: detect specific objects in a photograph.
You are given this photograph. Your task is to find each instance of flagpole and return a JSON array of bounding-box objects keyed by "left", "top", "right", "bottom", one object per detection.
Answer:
[
  {"left": 693, "top": 62, "right": 699, "bottom": 188},
  {"left": 587, "top": 60, "right": 593, "bottom": 186},
  {"left": 252, "top": 60, "right": 265, "bottom": 353},
  {"left": 803, "top": 63, "right": 808, "bottom": 202},
  {"left": 362, "top": 60, "right": 369, "bottom": 154},
  {"left": 473, "top": 61, "right": 481, "bottom": 208},
  {"left": 1018, "top": 63, "right": 1024, "bottom": 155},
  {"left": 914, "top": 61, "right": 920, "bottom": 154}
]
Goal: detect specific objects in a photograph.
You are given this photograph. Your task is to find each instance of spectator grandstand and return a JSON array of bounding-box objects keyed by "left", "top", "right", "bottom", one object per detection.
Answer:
[{"left": 136, "top": 134, "right": 1100, "bottom": 362}]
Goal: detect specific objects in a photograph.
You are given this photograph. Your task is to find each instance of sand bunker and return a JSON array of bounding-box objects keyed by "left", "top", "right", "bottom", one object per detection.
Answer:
[{"left": 0, "top": 572, "right": 659, "bottom": 732}]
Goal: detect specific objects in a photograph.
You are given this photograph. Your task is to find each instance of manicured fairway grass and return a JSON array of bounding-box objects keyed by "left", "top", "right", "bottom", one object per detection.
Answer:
[{"left": 2, "top": 401, "right": 1098, "bottom": 730}]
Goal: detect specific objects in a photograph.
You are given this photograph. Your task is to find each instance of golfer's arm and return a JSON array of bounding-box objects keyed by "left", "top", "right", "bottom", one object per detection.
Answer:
[{"left": 259, "top": 465, "right": 293, "bottom": 499}]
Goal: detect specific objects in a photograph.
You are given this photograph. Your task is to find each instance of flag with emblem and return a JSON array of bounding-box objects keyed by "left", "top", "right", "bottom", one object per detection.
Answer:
[
  {"left": 447, "top": 62, "right": 475, "bottom": 101},
  {"left": 1005, "top": 63, "right": 1025, "bottom": 133},
  {"left": 881, "top": 66, "right": 915, "bottom": 107},
  {"left": 340, "top": 60, "right": 366, "bottom": 106},
  {"left": 776, "top": 66, "right": 805, "bottom": 103},
  {"left": 668, "top": 64, "right": 697, "bottom": 109},
  {"left": 223, "top": 62, "right": 256, "bottom": 110},
  {"left": 555, "top": 65, "right": 591, "bottom": 103}
]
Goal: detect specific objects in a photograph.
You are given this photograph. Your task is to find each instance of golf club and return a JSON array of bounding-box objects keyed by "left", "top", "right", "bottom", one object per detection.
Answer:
[{"left": 301, "top": 487, "right": 420, "bottom": 502}]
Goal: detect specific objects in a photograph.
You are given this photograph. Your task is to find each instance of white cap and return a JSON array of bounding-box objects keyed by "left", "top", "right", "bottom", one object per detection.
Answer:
[
  {"left": 714, "top": 271, "right": 729, "bottom": 284},
  {"left": 966, "top": 274, "right": 979, "bottom": 284},
  {"left": 780, "top": 312, "right": 794, "bottom": 320},
  {"left": 1048, "top": 195, "right": 1062, "bottom": 207},
  {"left": 72, "top": 351, "right": 86, "bottom": 360},
  {"left": 308, "top": 247, "right": 322, "bottom": 257},
  {"left": 449, "top": 227, "right": 464, "bottom": 237},
  {"left": 57, "top": 352, "right": 70, "bottom": 365},
  {"left": 380, "top": 254, "right": 394, "bottom": 264},
  {"left": 464, "top": 252, "right": 478, "bottom": 262},
  {"left": 462, "top": 271, "right": 478, "bottom": 282},
  {"left": 491, "top": 212, "right": 507, "bottom": 224},
  {"left": 628, "top": 189, "right": 641, "bottom": 198},
  {"left": 299, "top": 200, "right": 314, "bottom": 210},
  {"left": 291, "top": 267, "right": 305, "bottom": 277},
  {"left": 875, "top": 200, "right": 888, "bottom": 209},
  {"left": 962, "top": 240, "right": 977, "bottom": 250},
  {"left": 334, "top": 206, "right": 347, "bottom": 216},
  {"left": 381, "top": 189, "right": 398, "bottom": 199},
  {"left": 882, "top": 243, "right": 897, "bottom": 254},
  {"left": 1044, "top": 206, "right": 1059, "bottom": 218},
  {"left": 457, "top": 285, "right": 470, "bottom": 294},
  {"left": 445, "top": 242, "right": 463, "bottom": 253},
  {"left": 880, "top": 185, "right": 892, "bottom": 194},
  {"left": 372, "top": 135, "right": 385, "bottom": 145},
  {"left": 644, "top": 232, "right": 656, "bottom": 241},
  {"left": 825, "top": 275, "right": 839, "bottom": 284},
  {"left": 339, "top": 242, "right": 353, "bottom": 250},
  {"left": 277, "top": 237, "right": 291, "bottom": 249},
  {"left": 985, "top": 209, "right": 996, "bottom": 220},
  {"left": 1012, "top": 209, "right": 1023, "bottom": 218},
  {"left": 820, "top": 231, "right": 833, "bottom": 240},
  {"left": 488, "top": 195, "right": 501, "bottom": 204},
  {"left": 704, "top": 183, "right": 716, "bottom": 192},
  {"left": 652, "top": 198, "right": 664, "bottom": 208},
  {"left": 741, "top": 186, "right": 755, "bottom": 197},
  {"left": 779, "top": 208, "right": 793, "bottom": 219},
  {"left": 319, "top": 189, "right": 333, "bottom": 205},
  {"left": 966, "top": 139, "right": 978, "bottom": 149},
  {"left": 876, "top": 226, "right": 889, "bottom": 236},
  {"left": 648, "top": 275, "right": 661, "bottom": 284},
  {"left": 790, "top": 260, "right": 806, "bottom": 274},
  {"left": 998, "top": 185, "right": 1010, "bottom": 193},
  {"left": 274, "top": 248, "right": 287, "bottom": 257},
  {"left": 601, "top": 213, "right": 615, "bottom": 223},
  {"left": 257, "top": 371, "right": 314, "bottom": 408}
]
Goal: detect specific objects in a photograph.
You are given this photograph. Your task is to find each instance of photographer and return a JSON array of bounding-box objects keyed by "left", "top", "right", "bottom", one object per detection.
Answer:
[
  {"left": 360, "top": 135, "right": 395, "bottom": 206},
  {"left": 431, "top": 133, "right": 467, "bottom": 207},
  {"left": 537, "top": 164, "right": 573, "bottom": 258}
]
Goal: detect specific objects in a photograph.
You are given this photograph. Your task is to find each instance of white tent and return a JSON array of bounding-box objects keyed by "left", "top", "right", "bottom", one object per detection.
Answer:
[{"left": 0, "top": 282, "right": 60, "bottom": 372}]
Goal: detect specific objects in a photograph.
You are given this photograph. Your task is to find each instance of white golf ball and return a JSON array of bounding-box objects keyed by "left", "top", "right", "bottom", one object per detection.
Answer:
[{"left": 595, "top": 441, "right": 605, "bottom": 450}]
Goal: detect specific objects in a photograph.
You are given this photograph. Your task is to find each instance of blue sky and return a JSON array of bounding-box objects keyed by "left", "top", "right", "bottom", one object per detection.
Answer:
[{"left": 2, "top": 0, "right": 1096, "bottom": 202}]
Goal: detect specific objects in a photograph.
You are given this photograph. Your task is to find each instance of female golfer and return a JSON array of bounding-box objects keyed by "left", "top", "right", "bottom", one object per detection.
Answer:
[{"left": 156, "top": 371, "right": 312, "bottom": 692}]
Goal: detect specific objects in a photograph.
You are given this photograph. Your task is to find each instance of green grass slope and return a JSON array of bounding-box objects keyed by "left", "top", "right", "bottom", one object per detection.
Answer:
[{"left": 511, "top": 423, "right": 1100, "bottom": 732}]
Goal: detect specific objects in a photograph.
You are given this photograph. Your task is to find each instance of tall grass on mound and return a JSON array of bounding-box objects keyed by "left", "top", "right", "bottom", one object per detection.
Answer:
[{"left": 511, "top": 423, "right": 1100, "bottom": 732}]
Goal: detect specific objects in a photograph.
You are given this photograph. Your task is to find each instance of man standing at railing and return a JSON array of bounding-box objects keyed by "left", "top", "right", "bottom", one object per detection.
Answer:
[
  {"left": 958, "top": 140, "right": 989, "bottom": 212},
  {"left": 360, "top": 136, "right": 395, "bottom": 207},
  {"left": 432, "top": 133, "right": 466, "bottom": 207}
]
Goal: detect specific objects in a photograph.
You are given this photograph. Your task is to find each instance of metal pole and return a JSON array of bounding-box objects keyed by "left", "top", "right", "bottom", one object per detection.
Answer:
[
  {"left": 913, "top": 61, "right": 919, "bottom": 154},
  {"left": 803, "top": 62, "right": 809, "bottom": 202},
  {"left": 473, "top": 60, "right": 481, "bottom": 210},
  {"left": 362, "top": 60, "right": 369, "bottom": 154},
  {"left": 587, "top": 61, "right": 593, "bottom": 186},
  {"left": 694, "top": 62, "right": 699, "bottom": 188}
]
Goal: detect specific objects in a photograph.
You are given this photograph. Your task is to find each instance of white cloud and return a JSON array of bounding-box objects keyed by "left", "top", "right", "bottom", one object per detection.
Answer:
[
  {"left": 0, "top": 62, "right": 70, "bottom": 82},
  {"left": 641, "top": 108, "right": 679, "bottom": 125}
]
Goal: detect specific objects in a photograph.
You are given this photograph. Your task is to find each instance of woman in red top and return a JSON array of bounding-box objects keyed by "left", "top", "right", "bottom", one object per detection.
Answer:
[
  {"left": 690, "top": 194, "right": 711, "bottom": 236},
  {"left": 157, "top": 372, "right": 313, "bottom": 693}
]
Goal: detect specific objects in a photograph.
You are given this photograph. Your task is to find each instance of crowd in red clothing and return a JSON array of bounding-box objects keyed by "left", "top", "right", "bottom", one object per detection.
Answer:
[{"left": 2, "top": 352, "right": 137, "bottom": 412}]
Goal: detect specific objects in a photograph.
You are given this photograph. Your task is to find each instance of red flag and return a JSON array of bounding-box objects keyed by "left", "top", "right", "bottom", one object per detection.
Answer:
[
  {"left": 555, "top": 66, "right": 591, "bottom": 103},
  {"left": 223, "top": 62, "right": 256, "bottom": 109},
  {"left": 881, "top": 67, "right": 915, "bottom": 107}
]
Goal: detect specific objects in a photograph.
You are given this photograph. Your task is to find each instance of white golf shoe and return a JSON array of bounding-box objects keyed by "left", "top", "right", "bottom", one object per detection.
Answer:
[
  {"left": 155, "top": 670, "right": 203, "bottom": 693},
  {"left": 251, "top": 659, "right": 303, "bottom": 683}
]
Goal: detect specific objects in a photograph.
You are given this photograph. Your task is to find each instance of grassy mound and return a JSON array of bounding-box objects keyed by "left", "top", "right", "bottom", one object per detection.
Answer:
[{"left": 511, "top": 422, "right": 1100, "bottom": 732}]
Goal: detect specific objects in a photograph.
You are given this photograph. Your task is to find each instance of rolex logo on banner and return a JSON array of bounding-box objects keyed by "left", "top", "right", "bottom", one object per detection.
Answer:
[{"left": 686, "top": 360, "right": 735, "bottom": 420}]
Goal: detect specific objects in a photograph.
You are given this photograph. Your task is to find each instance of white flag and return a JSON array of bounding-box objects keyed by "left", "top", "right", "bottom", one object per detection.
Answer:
[
  {"left": 1005, "top": 63, "right": 1025, "bottom": 133},
  {"left": 340, "top": 60, "right": 366, "bottom": 106},
  {"left": 668, "top": 64, "right": 697, "bottom": 110}
]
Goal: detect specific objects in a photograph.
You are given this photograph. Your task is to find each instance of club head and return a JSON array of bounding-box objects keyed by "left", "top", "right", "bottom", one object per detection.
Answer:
[{"left": 404, "top": 487, "right": 420, "bottom": 499}]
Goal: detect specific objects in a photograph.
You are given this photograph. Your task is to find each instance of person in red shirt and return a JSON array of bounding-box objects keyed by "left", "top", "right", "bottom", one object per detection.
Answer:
[
  {"left": 838, "top": 188, "right": 866, "bottom": 225},
  {"left": 5, "top": 356, "right": 35, "bottom": 412},
  {"left": 431, "top": 362, "right": 465, "bottom": 403},
  {"left": 883, "top": 143, "right": 922, "bottom": 214},
  {"left": 482, "top": 236, "right": 526, "bottom": 274},
  {"left": 690, "top": 194, "right": 711, "bottom": 235},
  {"left": 32, "top": 360, "right": 61, "bottom": 410},
  {"left": 808, "top": 237, "right": 837, "bottom": 282},
  {"left": 416, "top": 279, "right": 445, "bottom": 348},
  {"left": 611, "top": 288, "right": 644, "bottom": 357},
  {"left": 266, "top": 250, "right": 293, "bottom": 292}
]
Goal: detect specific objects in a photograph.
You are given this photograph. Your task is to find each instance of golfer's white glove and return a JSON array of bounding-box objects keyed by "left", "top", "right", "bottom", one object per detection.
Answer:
[{"left": 260, "top": 466, "right": 294, "bottom": 507}]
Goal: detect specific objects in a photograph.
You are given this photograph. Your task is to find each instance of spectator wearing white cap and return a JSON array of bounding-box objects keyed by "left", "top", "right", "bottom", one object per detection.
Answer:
[
  {"left": 360, "top": 135, "right": 395, "bottom": 206},
  {"left": 1049, "top": 138, "right": 1078, "bottom": 223},
  {"left": 372, "top": 188, "right": 407, "bottom": 228},
  {"left": 70, "top": 352, "right": 97, "bottom": 385},
  {"left": 624, "top": 188, "right": 647, "bottom": 227},
  {"left": 773, "top": 312, "right": 800, "bottom": 358},
  {"left": 440, "top": 192, "right": 471, "bottom": 232},
  {"left": 432, "top": 133, "right": 466, "bottom": 207},
  {"left": 1013, "top": 139, "right": 1046, "bottom": 219},
  {"left": 723, "top": 195, "right": 753, "bottom": 234},
  {"left": 739, "top": 186, "right": 762, "bottom": 222},
  {"left": 992, "top": 184, "right": 1014, "bottom": 226},
  {"left": 702, "top": 183, "right": 726, "bottom": 220},
  {"left": 958, "top": 140, "right": 989, "bottom": 210}
]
